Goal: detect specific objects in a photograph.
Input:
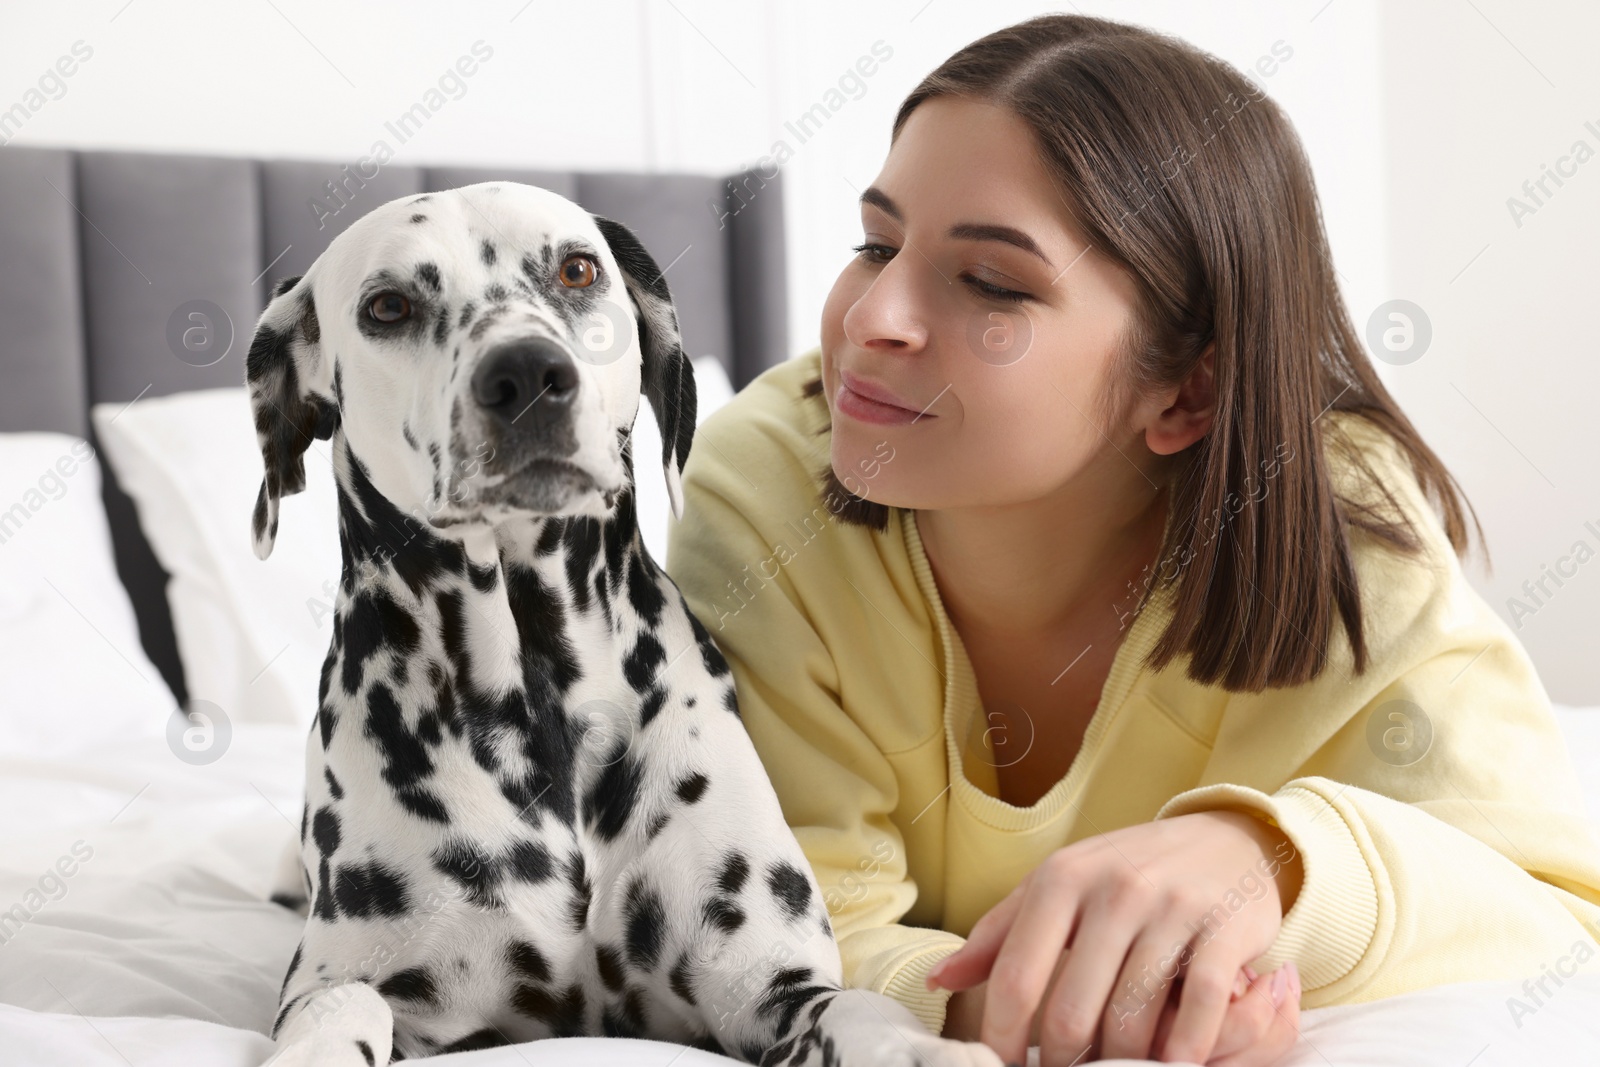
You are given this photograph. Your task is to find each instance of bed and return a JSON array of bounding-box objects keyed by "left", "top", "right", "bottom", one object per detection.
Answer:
[{"left": 1, "top": 143, "right": 1596, "bottom": 1067}]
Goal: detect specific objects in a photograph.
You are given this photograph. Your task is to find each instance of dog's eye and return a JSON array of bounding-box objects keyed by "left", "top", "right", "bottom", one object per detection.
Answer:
[
  {"left": 559, "top": 254, "right": 598, "bottom": 289},
  {"left": 368, "top": 292, "right": 412, "bottom": 323}
]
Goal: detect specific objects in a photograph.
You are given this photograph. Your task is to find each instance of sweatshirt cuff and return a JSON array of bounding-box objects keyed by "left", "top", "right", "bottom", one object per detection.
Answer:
[
  {"left": 1154, "top": 780, "right": 1379, "bottom": 991},
  {"left": 869, "top": 934, "right": 967, "bottom": 1035}
]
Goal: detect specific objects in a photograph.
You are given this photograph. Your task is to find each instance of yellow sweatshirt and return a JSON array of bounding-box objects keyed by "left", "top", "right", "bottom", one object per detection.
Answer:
[{"left": 663, "top": 344, "right": 1600, "bottom": 1035}]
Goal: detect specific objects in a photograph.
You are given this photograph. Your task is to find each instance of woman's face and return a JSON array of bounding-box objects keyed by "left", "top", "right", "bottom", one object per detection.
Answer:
[{"left": 820, "top": 95, "right": 1152, "bottom": 510}]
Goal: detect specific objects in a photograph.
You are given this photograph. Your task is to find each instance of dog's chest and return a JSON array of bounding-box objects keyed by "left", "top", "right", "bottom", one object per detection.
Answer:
[{"left": 296, "top": 539, "right": 687, "bottom": 1005}]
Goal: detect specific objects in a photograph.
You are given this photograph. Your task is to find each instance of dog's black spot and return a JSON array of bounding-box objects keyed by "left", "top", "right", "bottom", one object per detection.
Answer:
[
  {"left": 434, "top": 303, "right": 451, "bottom": 346},
  {"left": 624, "top": 880, "right": 666, "bottom": 971},
  {"left": 756, "top": 967, "right": 829, "bottom": 1037},
  {"left": 722, "top": 686, "right": 740, "bottom": 717},
  {"left": 560, "top": 518, "right": 603, "bottom": 613},
  {"left": 601, "top": 992, "right": 646, "bottom": 1038},
  {"left": 279, "top": 940, "right": 304, "bottom": 999},
  {"left": 271, "top": 990, "right": 305, "bottom": 1038},
  {"left": 338, "top": 450, "right": 467, "bottom": 597},
  {"left": 623, "top": 987, "right": 649, "bottom": 1031},
  {"left": 396, "top": 787, "right": 450, "bottom": 823},
  {"left": 410, "top": 213, "right": 428, "bottom": 224},
  {"left": 433, "top": 838, "right": 502, "bottom": 908},
  {"left": 364, "top": 683, "right": 448, "bottom": 822},
  {"left": 566, "top": 853, "right": 591, "bottom": 930},
  {"left": 668, "top": 953, "right": 696, "bottom": 1005},
  {"left": 625, "top": 550, "right": 666, "bottom": 629},
  {"left": 468, "top": 560, "right": 498, "bottom": 593},
  {"left": 480, "top": 239, "right": 496, "bottom": 266},
  {"left": 416, "top": 262, "right": 442, "bottom": 291},
  {"left": 675, "top": 772, "right": 708, "bottom": 805},
  {"left": 355, "top": 1039, "right": 375, "bottom": 1066},
  {"left": 582, "top": 744, "right": 642, "bottom": 842},
  {"left": 512, "top": 982, "right": 585, "bottom": 1037},
  {"left": 595, "top": 944, "right": 625, "bottom": 991},
  {"left": 332, "top": 861, "right": 410, "bottom": 918},
  {"left": 311, "top": 806, "right": 340, "bottom": 858},
  {"left": 768, "top": 861, "right": 813, "bottom": 920},
  {"left": 313, "top": 855, "right": 335, "bottom": 921},
  {"left": 535, "top": 518, "right": 564, "bottom": 557},
  {"left": 505, "top": 839, "right": 554, "bottom": 883},
  {"left": 645, "top": 812, "right": 670, "bottom": 839},
  {"left": 685, "top": 608, "right": 732, "bottom": 680},
  {"left": 703, "top": 896, "right": 745, "bottom": 933},
  {"left": 435, "top": 1027, "right": 505, "bottom": 1053},
  {"left": 765, "top": 1035, "right": 797, "bottom": 1065},
  {"left": 506, "top": 939, "right": 550, "bottom": 984},
  {"left": 717, "top": 852, "right": 750, "bottom": 895},
  {"left": 377, "top": 966, "right": 438, "bottom": 1005},
  {"left": 401, "top": 422, "right": 419, "bottom": 451},
  {"left": 638, "top": 685, "right": 667, "bottom": 728},
  {"left": 317, "top": 704, "right": 338, "bottom": 748},
  {"left": 622, "top": 631, "right": 666, "bottom": 694},
  {"left": 412, "top": 194, "right": 432, "bottom": 203},
  {"left": 318, "top": 646, "right": 337, "bottom": 703},
  {"left": 342, "top": 587, "right": 421, "bottom": 696},
  {"left": 484, "top": 282, "right": 508, "bottom": 303},
  {"left": 504, "top": 563, "right": 582, "bottom": 696},
  {"left": 271, "top": 274, "right": 303, "bottom": 298}
]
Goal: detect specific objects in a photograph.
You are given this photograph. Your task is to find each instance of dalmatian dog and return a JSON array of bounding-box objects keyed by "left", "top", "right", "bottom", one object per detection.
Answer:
[{"left": 246, "top": 183, "right": 1004, "bottom": 1067}]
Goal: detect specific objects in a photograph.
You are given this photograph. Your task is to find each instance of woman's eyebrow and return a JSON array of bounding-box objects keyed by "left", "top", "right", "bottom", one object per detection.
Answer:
[{"left": 859, "top": 185, "right": 1055, "bottom": 269}]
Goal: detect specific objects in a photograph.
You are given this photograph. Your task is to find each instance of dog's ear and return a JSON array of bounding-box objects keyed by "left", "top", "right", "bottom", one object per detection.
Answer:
[
  {"left": 245, "top": 274, "right": 338, "bottom": 560},
  {"left": 592, "top": 214, "right": 697, "bottom": 522}
]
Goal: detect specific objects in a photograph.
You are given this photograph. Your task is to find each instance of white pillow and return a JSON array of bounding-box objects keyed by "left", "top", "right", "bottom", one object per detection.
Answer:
[
  {"left": 0, "top": 433, "right": 177, "bottom": 755},
  {"left": 90, "top": 355, "right": 738, "bottom": 731}
]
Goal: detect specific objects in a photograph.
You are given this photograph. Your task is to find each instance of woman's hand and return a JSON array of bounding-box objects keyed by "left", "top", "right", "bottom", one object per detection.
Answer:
[
  {"left": 944, "top": 960, "right": 1301, "bottom": 1065},
  {"left": 927, "top": 810, "right": 1303, "bottom": 1065}
]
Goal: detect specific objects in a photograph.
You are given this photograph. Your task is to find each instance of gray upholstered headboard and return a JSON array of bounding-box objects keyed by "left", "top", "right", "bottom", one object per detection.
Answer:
[{"left": 0, "top": 145, "right": 788, "bottom": 705}]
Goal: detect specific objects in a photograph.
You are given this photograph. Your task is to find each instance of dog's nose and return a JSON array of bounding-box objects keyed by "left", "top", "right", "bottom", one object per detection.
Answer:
[{"left": 472, "top": 338, "right": 579, "bottom": 423}]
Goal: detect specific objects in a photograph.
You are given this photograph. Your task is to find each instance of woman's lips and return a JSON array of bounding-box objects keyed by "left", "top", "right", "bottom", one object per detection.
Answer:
[{"left": 836, "top": 370, "right": 932, "bottom": 426}]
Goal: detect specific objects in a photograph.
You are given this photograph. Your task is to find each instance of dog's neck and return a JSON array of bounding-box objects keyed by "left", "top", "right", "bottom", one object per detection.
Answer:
[{"left": 321, "top": 434, "right": 652, "bottom": 827}]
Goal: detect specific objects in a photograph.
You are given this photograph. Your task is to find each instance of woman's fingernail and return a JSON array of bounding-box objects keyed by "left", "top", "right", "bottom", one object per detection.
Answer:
[
  {"left": 1270, "top": 967, "right": 1289, "bottom": 1006},
  {"left": 1233, "top": 970, "right": 1248, "bottom": 998},
  {"left": 1286, "top": 961, "right": 1300, "bottom": 1000},
  {"left": 1243, "top": 965, "right": 1259, "bottom": 982}
]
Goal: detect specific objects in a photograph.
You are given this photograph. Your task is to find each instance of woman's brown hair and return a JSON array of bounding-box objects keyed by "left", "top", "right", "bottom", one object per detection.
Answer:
[{"left": 801, "top": 12, "right": 1486, "bottom": 691}]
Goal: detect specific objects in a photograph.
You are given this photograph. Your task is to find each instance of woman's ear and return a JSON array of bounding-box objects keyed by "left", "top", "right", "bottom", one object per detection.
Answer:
[
  {"left": 591, "top": 214, "right": 697, "bottom": 521},
  {"left": 245, "top": 274, "right": 339, "bottom": 559},
  {"left": 1146, "top": 342, "right": 1215, "bottom": 456}
]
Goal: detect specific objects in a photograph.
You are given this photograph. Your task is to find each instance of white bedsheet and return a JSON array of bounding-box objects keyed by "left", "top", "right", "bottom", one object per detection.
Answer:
[{"left": 4, "top": 713, "right": 1599, "bottom": 1066}]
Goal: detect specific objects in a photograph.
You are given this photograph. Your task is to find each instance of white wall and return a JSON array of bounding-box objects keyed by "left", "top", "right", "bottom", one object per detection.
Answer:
[
  {"left": 6, "top": 1, "right": 1590, "bottom": 699},
  {"left": 1377, "top": 0, "right": 1599, "bottom": 704}
]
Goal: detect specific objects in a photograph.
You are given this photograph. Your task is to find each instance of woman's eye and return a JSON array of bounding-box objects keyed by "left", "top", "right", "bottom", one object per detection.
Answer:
[
  {"left": 368, "top": 292, "right": 411, "bottom": 323},
  {"left": 965, "top": 274, "right": 1030, "bottom": 303},
  {"left": 850, "top": 242, "right": 895, "bottom": 264},
  {"left": 560, "top": 254, "right": 598, "bottom": 288}
]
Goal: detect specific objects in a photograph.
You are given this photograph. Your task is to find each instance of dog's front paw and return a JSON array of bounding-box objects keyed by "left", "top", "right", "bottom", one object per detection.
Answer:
[
  {"left": 776, "top": 988, "right": 1005, "bottom": 1067},
  {"left": 263, "top": 983, "right": 393, "bottom": 1067}
]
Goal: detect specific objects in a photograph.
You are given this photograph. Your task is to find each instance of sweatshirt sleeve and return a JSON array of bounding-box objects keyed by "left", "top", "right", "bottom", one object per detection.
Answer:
[
  {"left": 664, "top": 413, "right": 965, "bottom": 1035},
  {"left": 1154, "top": 439, "right": 1600, "bottom": 1006}
]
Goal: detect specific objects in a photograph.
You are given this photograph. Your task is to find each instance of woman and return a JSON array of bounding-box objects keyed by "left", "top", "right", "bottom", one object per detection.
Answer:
[{"left": 665, "top": 13, "right": 1600, "bottom": 1066}]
